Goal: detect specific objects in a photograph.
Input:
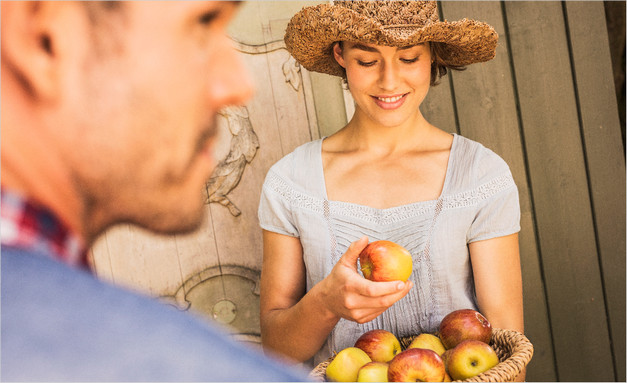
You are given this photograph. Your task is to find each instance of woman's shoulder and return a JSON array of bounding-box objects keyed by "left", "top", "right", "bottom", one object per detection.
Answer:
[
  {"left": 263, "top": 139, "right": 326, "bottom": 198},
  {"left": 267, "top": 139, "right": 324, "bottom": 176},
  {"left": 449, "top": 135, "right": 513, "bottom": 188}
]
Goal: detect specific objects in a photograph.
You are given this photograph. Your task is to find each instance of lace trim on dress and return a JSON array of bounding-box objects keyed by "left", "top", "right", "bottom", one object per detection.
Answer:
[
  {"left": 264, "top": 171, "right": 324, "bottom": 214},
  {"left": 441, "top": 173, "right": 515, "bottom": 210},
  {"left": 265, "top": 170, "right": 516, "bottom": 224}
]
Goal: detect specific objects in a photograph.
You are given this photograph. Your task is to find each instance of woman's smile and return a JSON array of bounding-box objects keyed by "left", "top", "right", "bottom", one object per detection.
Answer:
[{"left": 372, "top": 93, "right": 409, "bottom": 110}]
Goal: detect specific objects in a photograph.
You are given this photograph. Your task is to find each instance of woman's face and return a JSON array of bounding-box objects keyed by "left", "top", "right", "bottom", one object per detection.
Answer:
[{"left": 333, "top": 41, "right": 432, "bottom": 128}]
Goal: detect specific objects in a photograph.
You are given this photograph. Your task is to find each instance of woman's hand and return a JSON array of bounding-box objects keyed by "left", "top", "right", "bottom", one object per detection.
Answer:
[
  {"left": 315, "top": 236, "right": 413, "bottom": 324},
  {"left": 260, "top": 232, "right": 412, "bottom": 363}
]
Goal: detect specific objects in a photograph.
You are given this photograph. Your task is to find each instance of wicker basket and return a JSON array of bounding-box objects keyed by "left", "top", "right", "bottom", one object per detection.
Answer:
[{"left": 309, "top": 328, "right": 533, "bottom": 382}]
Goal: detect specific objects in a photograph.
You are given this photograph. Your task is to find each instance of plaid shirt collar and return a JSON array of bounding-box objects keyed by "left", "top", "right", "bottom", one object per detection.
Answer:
[{"left": 1, "top": 188, "right": 88, "bottom": 269}]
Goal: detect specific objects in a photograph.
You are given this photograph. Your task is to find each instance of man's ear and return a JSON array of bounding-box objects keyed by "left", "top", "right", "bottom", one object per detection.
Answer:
[
  {"left": 1, "top": 2, "right": 74, "bottom": 101},
  {"left": 332, "top": 42, "right": 346, "bottom": 69}
]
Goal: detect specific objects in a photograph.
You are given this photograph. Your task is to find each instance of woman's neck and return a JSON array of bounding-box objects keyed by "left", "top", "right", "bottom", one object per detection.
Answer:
[{"left": 338, "top": 108, "right": 438, "bottom": 155}]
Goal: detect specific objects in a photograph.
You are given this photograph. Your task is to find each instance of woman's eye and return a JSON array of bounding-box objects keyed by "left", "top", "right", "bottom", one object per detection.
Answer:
[
  {"left": 358, "top": 60, "right": 377, "bottom": 67},
  {"left": 400, "top": 57, "right": 420, "bottom": 64}
]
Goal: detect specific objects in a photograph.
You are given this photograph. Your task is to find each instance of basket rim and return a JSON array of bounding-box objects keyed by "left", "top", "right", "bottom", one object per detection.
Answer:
[{"left": 308, "top": 328, "right": 533, "bottom": 382}]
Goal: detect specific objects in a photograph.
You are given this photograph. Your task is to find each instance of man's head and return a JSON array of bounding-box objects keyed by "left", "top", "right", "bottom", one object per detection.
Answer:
[{"left": 1, "top": 1, "right": 254, "bottom": 244}]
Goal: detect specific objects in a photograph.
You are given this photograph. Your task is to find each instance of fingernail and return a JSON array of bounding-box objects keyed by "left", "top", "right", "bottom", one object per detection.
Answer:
[{"left": 397, "top": 282, "right": 404, "bottom": 290}]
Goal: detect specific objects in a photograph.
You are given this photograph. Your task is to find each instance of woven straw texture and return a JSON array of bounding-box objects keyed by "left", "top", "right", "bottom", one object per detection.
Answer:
[
  {"left": 309, "top": 328, "right": 533, "bottom": 382},
  {"left": 284, "top": 0, "right": 498, "bottom": 77}
]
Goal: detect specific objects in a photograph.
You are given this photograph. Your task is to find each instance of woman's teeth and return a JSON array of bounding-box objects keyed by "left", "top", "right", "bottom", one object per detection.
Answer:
[{"left": 377, "top": 95, "right": 404, "bottom": 103}]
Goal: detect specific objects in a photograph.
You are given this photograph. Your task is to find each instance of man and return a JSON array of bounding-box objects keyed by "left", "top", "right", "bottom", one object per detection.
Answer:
[{"left": 1, "top": 2, "right": 308, "bottom": 381}]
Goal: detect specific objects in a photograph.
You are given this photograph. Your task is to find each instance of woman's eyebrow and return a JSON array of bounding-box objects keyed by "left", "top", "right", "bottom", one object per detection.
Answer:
[
  {"left": 352, "top": 43, "right": 380, "bottom": 52},
  {"left": 351, "top": 42, "right": 426, "bottom": 52},
  {"left": 399, "top": 43, "right": 426, "bottom": 51}
]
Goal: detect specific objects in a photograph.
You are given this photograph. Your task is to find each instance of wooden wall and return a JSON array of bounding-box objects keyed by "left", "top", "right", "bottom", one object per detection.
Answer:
[
  {"left": 90, "top": 2, "right": 625, "bottom": 381},
  {"left": 424, "top": 2, "right": 625, "bottom": 381}
]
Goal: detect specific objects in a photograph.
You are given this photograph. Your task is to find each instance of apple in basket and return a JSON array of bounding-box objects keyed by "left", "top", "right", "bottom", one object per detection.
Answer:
[
  {"left": 326, "top": 347, "right": 371, "bottom": 382},
  {"left": 439, "top": 309, "right": 492, "bottom": 349},
  {"left": 387, "top": 348, "right": 446, "bottom": 382},
  {"left": 359, "top": 240, "right": 413, "bottom": 282},
  {"left": 445, "top": 339, "right": 499, "bottom": 381},
  {"left": 407, "top": 333, "right": 446, "bottom": 356},
  {"left": 357, "top": 361, "right": 389, "bottom": 382},
  {"left": 354, "top": 329, "right": 402, "bottom": 362}
]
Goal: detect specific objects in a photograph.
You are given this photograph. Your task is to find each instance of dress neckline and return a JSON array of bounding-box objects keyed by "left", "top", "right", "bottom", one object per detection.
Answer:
[{"left": 317, "top": 133, "right": 458, "bottom": 213}]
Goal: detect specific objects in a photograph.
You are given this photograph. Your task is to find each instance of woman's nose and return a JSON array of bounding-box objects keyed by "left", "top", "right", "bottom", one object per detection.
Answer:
[{"left": 378, "top": 60, "right": 400, "bottom": 91}]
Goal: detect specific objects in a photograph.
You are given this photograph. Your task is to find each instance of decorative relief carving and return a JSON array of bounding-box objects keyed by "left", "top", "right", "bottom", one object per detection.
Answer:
[
  {"left": 161, "top": 265, "right": 261, "bottom": 345},
  {"left": 282, "top": 55, "right": 301, "bottom": 91},
  {"left": 205, "top": 105, "right": 259, "bottom": 216}
]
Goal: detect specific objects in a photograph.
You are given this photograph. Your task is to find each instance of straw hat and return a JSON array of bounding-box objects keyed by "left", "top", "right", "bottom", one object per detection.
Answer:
[{"left": 284, "top": 0, "right": 498, "bottom": 77}]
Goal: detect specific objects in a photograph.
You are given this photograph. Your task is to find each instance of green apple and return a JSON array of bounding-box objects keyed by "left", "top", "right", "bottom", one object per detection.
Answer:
[
  {"left": 387, "top": 348, "right": 446, "bottom": 382},
  {"left": 357, "top": 362, "right": 389, "bottom": 382},
  {"left": 446, "top": 340, "right": 499, "bottom": 380},
  {"left": 408, "top": 333, "right": 446, "bottom": 356},
  {"left": 354, "top": 329, "right": 402, "bottom": 362},
  {"left": 326, "top": 347, "right": 372, "bottom": 382},
  {"left": 359, "top": 240, "right": 413, "bottom": 282}
]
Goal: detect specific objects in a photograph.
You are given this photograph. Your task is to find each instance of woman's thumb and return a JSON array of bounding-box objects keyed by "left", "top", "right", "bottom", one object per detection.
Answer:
[{"left": 340, "top": 236, "right": 369, "bottom": 267}]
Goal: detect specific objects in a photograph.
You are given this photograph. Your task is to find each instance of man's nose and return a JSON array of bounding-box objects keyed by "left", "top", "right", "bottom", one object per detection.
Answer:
[{"left": 207, "top": 38, "right": 255, "bottom": 108}]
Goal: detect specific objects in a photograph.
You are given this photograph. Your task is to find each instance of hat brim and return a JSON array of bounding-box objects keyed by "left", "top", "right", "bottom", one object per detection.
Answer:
[{"left": 284, "top": 3, "right": 498, "bottom": 77}]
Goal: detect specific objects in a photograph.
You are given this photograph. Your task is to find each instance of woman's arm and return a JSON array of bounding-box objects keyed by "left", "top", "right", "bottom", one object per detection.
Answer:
[
  {"left": 469, "top": 233, "right": 525, "bottom": 381},
  {"left": 260, "top": 231, "right": 412, "bottom": 363}
]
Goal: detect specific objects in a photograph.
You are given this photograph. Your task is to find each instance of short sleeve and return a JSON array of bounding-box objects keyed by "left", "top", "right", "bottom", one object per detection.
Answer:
[
  {"left": 258, "top": 170, "right": 299, "bottom": 237},
  {"left": 467, "top": 171, "right": 521, "bottom": 243}
]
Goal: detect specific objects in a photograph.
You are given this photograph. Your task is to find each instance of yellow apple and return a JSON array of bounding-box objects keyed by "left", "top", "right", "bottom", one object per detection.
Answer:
[
  {"left": 359, "top": 240, "right": 413, "bottom": 282},
  {"left": 354, "top": 329, "right": 402, "bottom": 362},
  {"left": 326, "top": 347, "right": 372, "bottom": 382},
  {"left": 446, "top": 340, "right": 499, "bottom": 380},
  {"left": 357, "top": 362, "right": 389, "bottom": 382},
  {"left": 408, "top": 333, "right": 446, "bottom": 356}
]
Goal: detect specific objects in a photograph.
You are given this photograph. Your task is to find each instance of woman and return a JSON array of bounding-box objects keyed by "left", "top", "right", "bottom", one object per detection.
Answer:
[{"left": 258, "top": 0, "right": 524, "bottom": 371}]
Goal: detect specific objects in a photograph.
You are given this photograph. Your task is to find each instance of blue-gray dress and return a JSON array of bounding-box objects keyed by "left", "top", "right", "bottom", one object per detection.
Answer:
[{"left": 258, "top": 134, "right": 520, "bottom": 366}]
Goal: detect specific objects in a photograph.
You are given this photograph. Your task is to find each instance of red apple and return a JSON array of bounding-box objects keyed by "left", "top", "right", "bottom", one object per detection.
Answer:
[
  {"left": 359, "top": 240, "right": 413, "bottom": 282},
  {"left": 438, "top": 309, "right": 492, "bottom": 349},
  {"left": 357, "top": 362, "right": 389, "bottom": 382},
  {"left": 445, "top": 340, "right": 499, "bottom": 380},
  {"left": 387, "top": 348, "right": 446, "bottom": 382},
  {"left": 354, "top": 329, "right": 402, "bottom": 363}
]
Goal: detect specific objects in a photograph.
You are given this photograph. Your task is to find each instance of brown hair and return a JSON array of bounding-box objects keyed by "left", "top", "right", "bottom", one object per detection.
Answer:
[{"left": 430, "top": 41, "right": 466, "bottom": 86}]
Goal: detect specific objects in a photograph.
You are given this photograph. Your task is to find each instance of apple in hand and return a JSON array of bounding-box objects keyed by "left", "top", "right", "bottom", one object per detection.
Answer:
[
  {"left": 355, "top": 329, "right": 402, "bottom": 362},
  {"left": 357, "top": 362, "right": 389, "bottom": 382},
  {"left": 408, "top": 333, "right": 446, "bottom": 356},
  {"left": 438, "top": 309, "right": 492, "bottom": 349},
  {"left": 326, "top": 347, "right": 372, "bottom": 382},
  {"left": 387, "top": 348, "right": 446, "bottom": 382},
  {"left": 359, "top": 240, "right": 413, "bottom": 282},
  {"left": 446, "top": 340, "right": 499, "bottom": 380}
]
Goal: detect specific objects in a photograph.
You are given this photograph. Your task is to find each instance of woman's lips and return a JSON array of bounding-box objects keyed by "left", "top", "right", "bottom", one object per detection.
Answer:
[{"left": 372, "top": 93, "right": 408, "bottom": 110}]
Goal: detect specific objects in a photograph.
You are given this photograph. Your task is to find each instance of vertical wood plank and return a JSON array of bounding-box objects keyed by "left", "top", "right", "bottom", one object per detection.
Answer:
[
  {"left": 90, "top": 236, "right": 114, "bottom": 283},
  {"left": 421, "top": 75, "right": 458, "bottom": 134},
  {"left": 439, "top": 2, "right": 556, "bottom": 380},
  {"left": 207, "top": 51, "right": 281, "bottom": 272},
  {"left": 505, "top": 2, "right": 614, "bottom": 380},
  {"left": 564, "top": 3, "right": 626, "bottom": 380}
]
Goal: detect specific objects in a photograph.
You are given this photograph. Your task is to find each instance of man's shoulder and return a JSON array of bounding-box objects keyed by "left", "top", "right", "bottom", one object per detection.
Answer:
[{"left": 1, "top": 247, "right": 307, "bottom": 381}]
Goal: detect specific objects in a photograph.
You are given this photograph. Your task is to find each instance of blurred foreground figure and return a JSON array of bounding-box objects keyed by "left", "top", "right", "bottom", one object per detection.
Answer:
[{"left": 1, "top": 2, "right": 307, "bottom": 381}]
